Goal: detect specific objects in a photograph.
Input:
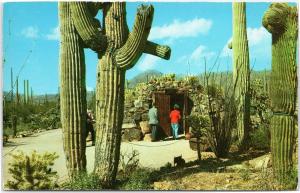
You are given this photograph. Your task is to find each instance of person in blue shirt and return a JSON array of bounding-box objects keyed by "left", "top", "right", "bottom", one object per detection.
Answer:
[{"left": 148, "top": 102, "right": 159, "bottom": 142}]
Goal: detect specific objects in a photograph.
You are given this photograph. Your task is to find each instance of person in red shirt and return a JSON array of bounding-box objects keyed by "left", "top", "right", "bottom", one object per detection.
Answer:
[{"left": 170, "top": 104, "right": 181, "bottom": 140}]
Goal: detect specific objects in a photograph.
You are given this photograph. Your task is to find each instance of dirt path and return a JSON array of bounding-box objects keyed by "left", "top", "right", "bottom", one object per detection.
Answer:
[{"left": 2, "top": 129, "right": 198, "bottom": 185}]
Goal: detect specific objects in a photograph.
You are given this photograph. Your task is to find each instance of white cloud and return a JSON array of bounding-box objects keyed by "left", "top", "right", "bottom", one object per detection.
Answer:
[
  {"left": 247, "top": 27, "right": 270, "bottom": 46},
  {"left": 86, "top": 86, "right": 94, "bottom": 92},
  {"left": 137, "top": 55, "right": 159, "bottom": 71},
  {"left": 190, "top": 45, "right": 215, "bottom": 62},
  {"left": 149, "top": 18, "right": 212, "bottom": 41},
  {"left": 221, "top": 27, "right": 271, "bottom": 58},
  {"left": 221, "top": 38, "right": 232, "bottom": 58},
  {"left": 21, "top": 26, "right": 39, "bottom": 39},
  {"left": 176, "top": 44, "right": 216, "bottom": 69},
  {"left": 46, "top": 26, "right": 60, "bottom": 40}
]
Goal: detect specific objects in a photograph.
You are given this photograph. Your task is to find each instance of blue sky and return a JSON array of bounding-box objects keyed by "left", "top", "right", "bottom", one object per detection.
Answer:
[{"left": 2, "top": 2, "right": 289, "bottom": 95}]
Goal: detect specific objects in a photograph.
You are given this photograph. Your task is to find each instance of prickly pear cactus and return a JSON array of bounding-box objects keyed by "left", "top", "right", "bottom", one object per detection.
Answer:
[
  {"left": 262, "top": 3, "right": 298, "bottom": 183},
  {"left": 232, "top": 2, "right": 251, "bottom": 150},
  {"left": 59, "top": 2, "right": 107, "bottom": 176},
  {"left": 94, "top": 3, "right": 171, "bottom": 187}
]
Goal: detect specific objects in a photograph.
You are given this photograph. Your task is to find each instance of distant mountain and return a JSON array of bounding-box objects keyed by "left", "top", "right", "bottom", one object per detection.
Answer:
[{"left": 128, "top": 70, "right": 163, "bottom": 88}]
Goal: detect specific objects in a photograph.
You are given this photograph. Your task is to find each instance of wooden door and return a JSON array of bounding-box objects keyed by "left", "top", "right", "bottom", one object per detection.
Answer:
[{"left": 154, "top": 93, "right": 171, "bottom": 136}]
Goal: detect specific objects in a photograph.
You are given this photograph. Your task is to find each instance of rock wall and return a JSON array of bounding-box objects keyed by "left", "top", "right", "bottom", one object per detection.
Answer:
[{"left": 122, "top": 74, "right": 208, "bottom": 142}]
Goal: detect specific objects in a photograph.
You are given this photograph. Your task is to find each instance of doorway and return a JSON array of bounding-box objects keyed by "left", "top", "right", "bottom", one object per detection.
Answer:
[{"left": 153, "top": 90, "right": 193, "bottom": 138}]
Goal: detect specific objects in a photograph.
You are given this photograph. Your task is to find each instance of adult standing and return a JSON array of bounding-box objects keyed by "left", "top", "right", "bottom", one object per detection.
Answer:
[
  {"left": 148, "top": 102, "right": 159, "bottom": 142},
  {"left": 170, "top": 104, "right": 181, "bottom": 140},
  {"left": 86, "top": 109, "right": 96, "bottom": 146}
]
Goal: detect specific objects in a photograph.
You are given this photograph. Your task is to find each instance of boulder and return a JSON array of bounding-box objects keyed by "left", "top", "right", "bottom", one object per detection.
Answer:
[
  {"left": 246, "top": 154, "right": 271, "bottom": 170},
  {"left": 140, "top": 121, "right": 151, "bottom": 134},
  {"left": 143, "top": 133, "right": 152, "bottom": 142},
  {"left": 134, "top": 99, "right": 143, "bottom": 108},
  {"left": 122, "top": 123, "right": 136, "bottom": 129},
  {"left": 122, "top": 128, "right": 142, "bottom": 142}
]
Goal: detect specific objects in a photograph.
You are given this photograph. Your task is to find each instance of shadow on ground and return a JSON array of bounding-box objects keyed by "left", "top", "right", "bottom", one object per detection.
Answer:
[{"left": 152, "top": 149, "right": 267, "bottom": 181}]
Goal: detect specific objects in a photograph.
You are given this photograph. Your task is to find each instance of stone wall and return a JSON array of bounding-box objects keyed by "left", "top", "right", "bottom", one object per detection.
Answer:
[{"left": 122, "top": 74, "right": 208, "bottom": 142}]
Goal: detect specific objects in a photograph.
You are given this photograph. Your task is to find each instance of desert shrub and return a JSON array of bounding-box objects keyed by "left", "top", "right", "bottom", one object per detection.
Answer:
[
  {"left": 118, "top": 150, "right": 140, "bottom": 180},
  {"left": 61, "top": 172, "right": 102, "bottom": 190},
  {"left": 121, "top": 168, "right": 154, "bottom": 190},
  {"left": 249, "top": 78, "right": 272, "bottom": 150},
  {"left": 205, "top": 84, "right": 237, "bottom": 158},
  {"left": 249, "top": 124, "right": 270, "bottom": 151},
  {"left": 187, "top": 114, "right": 210, "bottom": 138},
  {"left": 5, "top": 151, "right": 59, "bottom": 190},
  {"left": 239, "top": 169, "right": 250, "bottom": 181}
]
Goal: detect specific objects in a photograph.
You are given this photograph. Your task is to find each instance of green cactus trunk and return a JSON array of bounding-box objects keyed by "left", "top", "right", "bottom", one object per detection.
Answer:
[
  {"left": 262, "top": 3, "right": 297, "bottom": 183},
  {"left": 26, "top": 80, "right": 29, "bottom": 104},
  {"left": 94, "top": 3, "right": 171, "bottom": 187},
  {"left": 59, "top": 2, "right": 108, "bottom": 176},
  {"left": 232, "top": 2, "right": 250, "bottom": 150},
  {"left": 59, "top": 2, "right": 87, "bottom": 175}
]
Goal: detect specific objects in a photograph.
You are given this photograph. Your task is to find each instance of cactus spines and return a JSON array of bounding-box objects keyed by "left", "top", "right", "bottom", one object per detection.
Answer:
[
  {"left": 59, "top": 2, "right": 106, "bottom": 176},
  {"left": 232, "top": 2, "right": 250, "bottom": 150},
  {"left": 94, "top": 3, "right": 171, "bottom": 187},
  {"left": 262, "top": 3, "right": 297, "bottom": 182}
]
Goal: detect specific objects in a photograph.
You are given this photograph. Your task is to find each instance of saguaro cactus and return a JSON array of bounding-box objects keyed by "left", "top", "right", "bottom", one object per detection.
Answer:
[
  {"left": 232, "top": 2, "right": 250, "bottom": 150},
  {"left": 59, "top": 2, "right": 107, "bottom": 176},
  {"left": 26, "top": 80, "right": 29, "bottom": 104},
  {"left": 10, "top": 68, "right": 13, "bottom": 102},
  {"left": 23, "top": 80, "right": 26, "bottom": 104},
  {"left": 94, "top": 3, "right": 171, "bottom": 186},
  {"left": 262, "top": 3, "right": 297, "bottom": 182},
  {"left": 16, "top": 77, "right": 19, "bottom": 104}
]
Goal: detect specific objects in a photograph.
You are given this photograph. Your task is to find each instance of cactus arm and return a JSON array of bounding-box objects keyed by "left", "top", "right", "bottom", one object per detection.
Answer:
[
  {"left": 115, "top": 5, "right": 154, "bottom": 70},
  {"left": 70, "top": 2, "right": 107, "bottom": 52},
  {"left": 143, "top": 41, "right": 171, "bottom": 60}
]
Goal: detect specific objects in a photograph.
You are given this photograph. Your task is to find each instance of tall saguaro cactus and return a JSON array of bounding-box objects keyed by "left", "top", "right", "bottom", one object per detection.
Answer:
[
  {"left": 26, "top": 80, "right": 29, "bottom": 104},
  {"left": 262, "top": 3, "right": 297, "bottom": 182},
  {"left": 94, "top": 3, "right": 171, "bottom": 187},
  {"left": 16, "top": 77, "right": 19, "bottom": 104},
  {"left": 23, "top": 80, "right": 26, "bottom": 104},
  {"left": 59, "top": 2, "right": 107, "bottom": 176},
  {"left": 232, "top": 2, "right": 250, "bottom": 150},
  {"left": 11, "top": 68, "right": 13, "bottom": 102}
]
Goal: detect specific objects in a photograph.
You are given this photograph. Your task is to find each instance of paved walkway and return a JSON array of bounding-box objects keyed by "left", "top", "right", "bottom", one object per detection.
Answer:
[{"left": 2, "top": 129, "right": 198, "bottom": 184}]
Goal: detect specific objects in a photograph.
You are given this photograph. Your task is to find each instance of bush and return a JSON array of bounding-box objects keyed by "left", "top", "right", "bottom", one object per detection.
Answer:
[
  {"left": 5, "top": 151, "right": 59, "bottom": 190},
  {"left": 61, "top": 172, "right": 102, "bottom": 190},
  {"left": 249, "top": 125, "right": 270, "bottom": 151},
  {"left": 205, "top": 84, "right": 237, "bottom": 158},
  {"left": 118, "top": 150, "right": 140, "bottom": 180},
  {"left": 121, "top": 168, "right": 154, "bottom": 190}
]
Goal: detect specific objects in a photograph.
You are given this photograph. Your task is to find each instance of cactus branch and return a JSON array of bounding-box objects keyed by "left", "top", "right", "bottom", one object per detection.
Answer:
[
  {"left": 116, "top": 5, "right": 154, "bottom": 70},
  {"left": 70, "top": 2, "right": 107, "bottom": 52},
  {"left": 144, "top": 40, "right": 171, "bottom": 60}
]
